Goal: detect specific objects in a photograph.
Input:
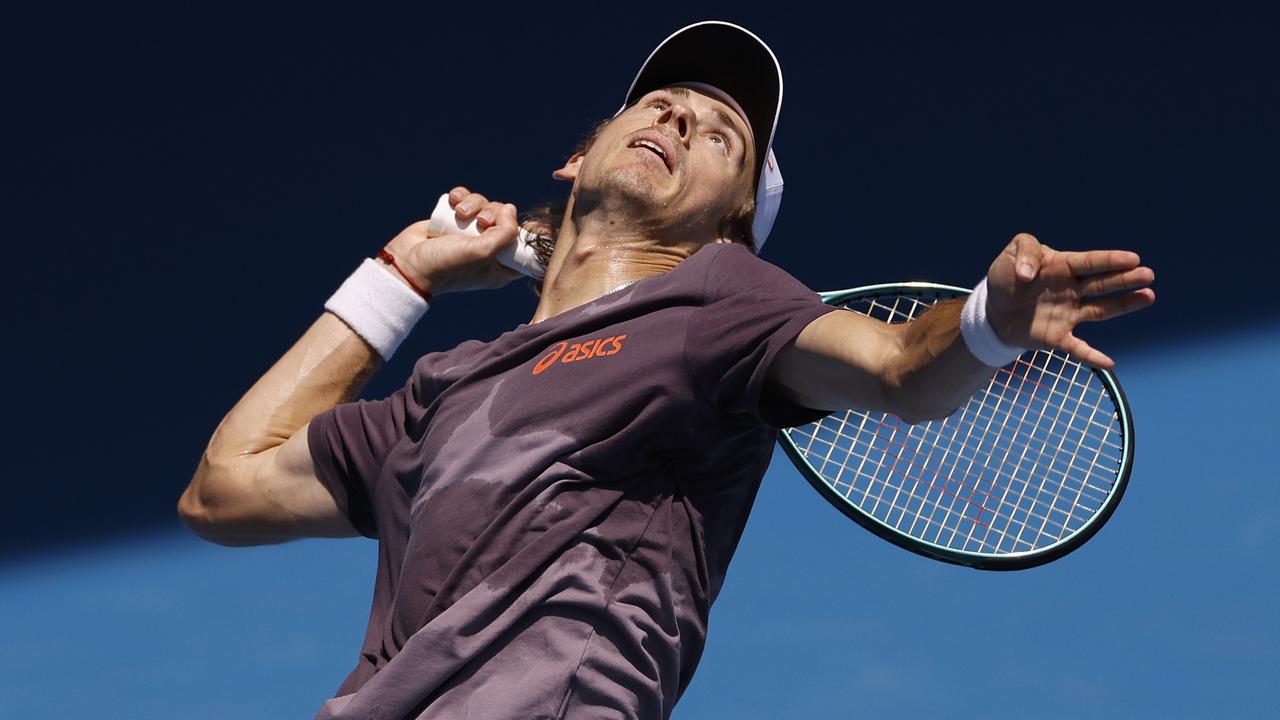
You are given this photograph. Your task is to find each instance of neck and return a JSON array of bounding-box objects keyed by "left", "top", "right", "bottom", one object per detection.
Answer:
[{"left": 529, "top": 197, "right": 699, "bottom": 325}]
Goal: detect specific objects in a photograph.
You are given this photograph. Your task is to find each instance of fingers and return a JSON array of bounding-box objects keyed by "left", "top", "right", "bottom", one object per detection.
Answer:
[
  {"left": 1062, "top": 249, "right": 1141, "bottom": 276},
  {"left": 1061, "top": 332, "right": 1115, "bottom": 370},
  {"left": 478, "top": 204, "right": 520, "bottom": 252},
  {"left": 1077, "top": 288, "right": 1156, "bottom": 323},
  {"left": 482, "top": 202, "right": 517, "bottom": 231},
  {"left": 447, "top": 186, "right": 513, "bottom": 231},
  {"left": 1077, "top": 265, "right": 1155, "bottom": 296},
  {"left": 1011, "top": 233, "right": 1046, "bottom": 283},
  {"left": 452, "top": 188, "right": 488, "bottom": 220}
]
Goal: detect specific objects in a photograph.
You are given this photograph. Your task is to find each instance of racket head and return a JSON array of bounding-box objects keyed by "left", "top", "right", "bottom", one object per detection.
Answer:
[{"left": 779, "top": 282, "right": 1135, "bottom": 571}]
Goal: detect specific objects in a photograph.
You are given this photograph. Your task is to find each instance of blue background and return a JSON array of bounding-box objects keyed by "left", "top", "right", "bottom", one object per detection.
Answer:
[{"left": 3, "top": 3, "right": 1276, "bottom": 718}]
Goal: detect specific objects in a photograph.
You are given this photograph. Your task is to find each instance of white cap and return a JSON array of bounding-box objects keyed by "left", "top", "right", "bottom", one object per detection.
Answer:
[{"left": 613, "top": 20, "right": 785, "bottom": 252}]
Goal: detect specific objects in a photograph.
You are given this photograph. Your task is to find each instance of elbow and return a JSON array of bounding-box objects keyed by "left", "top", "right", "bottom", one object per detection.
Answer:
[
  {"left": 177, "top": 462, "right": 247, "bottom": 547},
  {"left": 177, "top": 480, "right": 233, "bottom": 545},
  {"left": 177, "top": 485, "right": 217, "bottom": 542},
  {"left": 178, "top": 452, "right": 221, "bottom": 541},
  {"left": 177, "top": 491, "right": 259, "bottom": 547}
]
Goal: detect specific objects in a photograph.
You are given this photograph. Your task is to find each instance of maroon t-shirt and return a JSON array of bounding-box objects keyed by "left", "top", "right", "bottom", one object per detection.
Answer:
[{"left": 307, "top": 242, "right": 839, "bottom": 720}]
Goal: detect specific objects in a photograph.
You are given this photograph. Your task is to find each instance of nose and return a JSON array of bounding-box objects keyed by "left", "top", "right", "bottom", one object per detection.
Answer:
[{"left": 654, "top": 101, "right": 696, "bottom": 147}]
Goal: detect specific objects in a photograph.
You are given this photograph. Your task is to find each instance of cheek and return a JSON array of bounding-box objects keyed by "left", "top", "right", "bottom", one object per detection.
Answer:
[
  {"left": 703, "top": 161, "right": 747, "bottom": 208},
  {"left": 687, "top": 150, "right": 738, "bottom": 184}
]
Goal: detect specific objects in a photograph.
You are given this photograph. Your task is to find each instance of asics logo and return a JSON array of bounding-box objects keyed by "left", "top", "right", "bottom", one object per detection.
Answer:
[{"left": 531, "top": 335, "right": 628, "bottom": 376}]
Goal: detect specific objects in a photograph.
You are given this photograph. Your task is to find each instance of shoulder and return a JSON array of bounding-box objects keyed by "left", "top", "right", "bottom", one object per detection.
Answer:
[
  {"left": 404, "top": 337, "right": 493, "bottom": 400},
  {"left": 687, "top": 242, "right": 816, "bottom": 302},
  {"left": 686, "top": 240, "right": 771, "bottom": 272}
]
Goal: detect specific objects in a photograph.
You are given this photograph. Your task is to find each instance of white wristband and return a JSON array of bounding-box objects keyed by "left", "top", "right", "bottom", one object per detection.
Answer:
[
  {"left": 960, "top": 277, "right": 1027, "bottom": 367},
  {"left": 324, "top": 258, "right": 428, "bottom": 361}
]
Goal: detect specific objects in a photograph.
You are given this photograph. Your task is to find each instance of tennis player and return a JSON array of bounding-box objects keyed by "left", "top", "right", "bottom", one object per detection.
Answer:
[{"left": 178, "top": 21, "right": 1155, "bottom": 720}]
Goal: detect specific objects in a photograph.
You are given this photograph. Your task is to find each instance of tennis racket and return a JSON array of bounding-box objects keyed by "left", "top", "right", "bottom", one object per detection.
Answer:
[{"left": 779, "top": 281, "right": 1134, "bottom": 571}]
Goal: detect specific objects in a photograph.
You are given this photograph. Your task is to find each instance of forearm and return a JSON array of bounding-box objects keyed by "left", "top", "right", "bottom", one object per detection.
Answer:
[
  {"left": 883, "top": 299, "right": 1000, "bottom": 423},
  {"left": 191, "top": 309, "right": 383, "bottom": 489}
]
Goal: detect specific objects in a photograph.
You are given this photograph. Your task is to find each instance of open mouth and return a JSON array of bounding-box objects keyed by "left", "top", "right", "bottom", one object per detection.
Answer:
[
  {"left": 632, "top": 145, "right": 669, "bottom": 172},
  {"left": 627, "top": 136, "right": 674, "bottom": 173}
]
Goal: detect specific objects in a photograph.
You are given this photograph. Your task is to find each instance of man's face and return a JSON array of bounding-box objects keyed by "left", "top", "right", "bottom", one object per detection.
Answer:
[{"left": 555, "top": 84, "right": 757, "bottom": 245}]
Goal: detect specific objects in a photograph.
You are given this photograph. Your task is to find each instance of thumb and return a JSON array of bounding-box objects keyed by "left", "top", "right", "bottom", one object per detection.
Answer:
[{"left": 1013, "top": 233, "right": 1044, "bottom": 283}]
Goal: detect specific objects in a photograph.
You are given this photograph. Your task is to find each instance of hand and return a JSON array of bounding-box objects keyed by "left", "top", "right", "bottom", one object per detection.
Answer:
[
  {"left": 984, "top": 232, "right": 1156, "bottom": 369},
  {"left": 382, "top": 187, "right": 525, "bottom": 296}
]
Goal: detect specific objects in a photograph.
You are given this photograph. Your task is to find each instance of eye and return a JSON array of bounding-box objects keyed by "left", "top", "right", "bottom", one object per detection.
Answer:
[{"left": 646, "top": 97, "right": 732, "bottom": 154}]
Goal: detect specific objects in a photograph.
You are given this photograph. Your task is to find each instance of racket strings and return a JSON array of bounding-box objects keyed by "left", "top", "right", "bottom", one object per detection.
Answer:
[
  {"left": 792, "top": 416, "right": 1088, "bottom": 552},
  {"left": 1025, "top": 376, "right": 1112, "bottom": 552},
  {"left": 978, "top": 350, "right": 1096, "bottom": 551},
  {"left": 793, "top": 367, "right": 1118, "bottom": 553},
  {"left": 792, "top": 355, "right": 1118, "bottom": 514},
  {"left": 791, "top": 410, "right": 1106, "bottom": 552},
  {"left": 797, "top": 370, "right": 1118, "bottom": 512},
  {"left": 783, "top": 292, "right": 1126, "bottom": 557}
]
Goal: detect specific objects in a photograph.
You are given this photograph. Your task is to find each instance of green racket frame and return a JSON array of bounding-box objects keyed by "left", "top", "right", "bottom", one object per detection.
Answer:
[{"left": 777, "top": 282, "right": 1135, "bottom": 571}]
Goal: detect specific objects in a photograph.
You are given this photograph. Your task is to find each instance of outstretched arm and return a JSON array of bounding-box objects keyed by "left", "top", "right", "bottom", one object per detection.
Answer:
[{"left": 767, "top": 233, "right": 1156, "bottom": 424}]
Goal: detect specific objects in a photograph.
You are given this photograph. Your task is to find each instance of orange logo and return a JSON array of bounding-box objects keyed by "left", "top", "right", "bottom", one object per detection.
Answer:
[{"left": 531, "top": 335, "right": 628, "bottom": 375}]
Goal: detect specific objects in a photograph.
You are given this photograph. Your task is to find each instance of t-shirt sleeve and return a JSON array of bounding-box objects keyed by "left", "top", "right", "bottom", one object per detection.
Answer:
[
  {"left": 307, "top": 376, "right": 417, "bottom": 540},
  {"left": 684, "top": 244, "right": 842, "bottom": 429}
]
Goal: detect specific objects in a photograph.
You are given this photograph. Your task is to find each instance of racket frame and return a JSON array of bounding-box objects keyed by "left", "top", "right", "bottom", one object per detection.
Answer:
[{"left": 777, "top": 281, "right": 1136, "bottom": 571}]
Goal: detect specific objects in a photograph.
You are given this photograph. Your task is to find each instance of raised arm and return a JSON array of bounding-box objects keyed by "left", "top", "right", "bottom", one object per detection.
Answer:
[
  {"left": 177, "top": 310, "right": 378, "bottom": 545},
  {"left": 178, "top": 188, "right": 523, "bottom": 545},
  {"left": 767, "top": 233, "right": 1156, "bottom": 424}
]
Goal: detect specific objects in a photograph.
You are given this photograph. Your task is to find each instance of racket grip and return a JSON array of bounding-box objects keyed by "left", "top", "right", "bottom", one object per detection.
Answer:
[{"left": 427, "top": 193, "right": 546, "bottom": 279}]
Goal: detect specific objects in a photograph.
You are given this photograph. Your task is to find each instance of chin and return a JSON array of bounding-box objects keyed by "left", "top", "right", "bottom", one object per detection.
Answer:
[{"left": 594, "top": 164, "right": 673, "bottom": 207}]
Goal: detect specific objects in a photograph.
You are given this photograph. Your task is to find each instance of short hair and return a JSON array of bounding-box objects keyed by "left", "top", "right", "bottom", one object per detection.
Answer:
[{"left": 520, "top": 109, "right": 758, "bottom": 295}]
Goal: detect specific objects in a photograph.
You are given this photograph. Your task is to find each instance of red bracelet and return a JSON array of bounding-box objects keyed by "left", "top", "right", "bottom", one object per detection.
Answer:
[{"left": 375, "top": 249, "right": 432, "bottom": 301}]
